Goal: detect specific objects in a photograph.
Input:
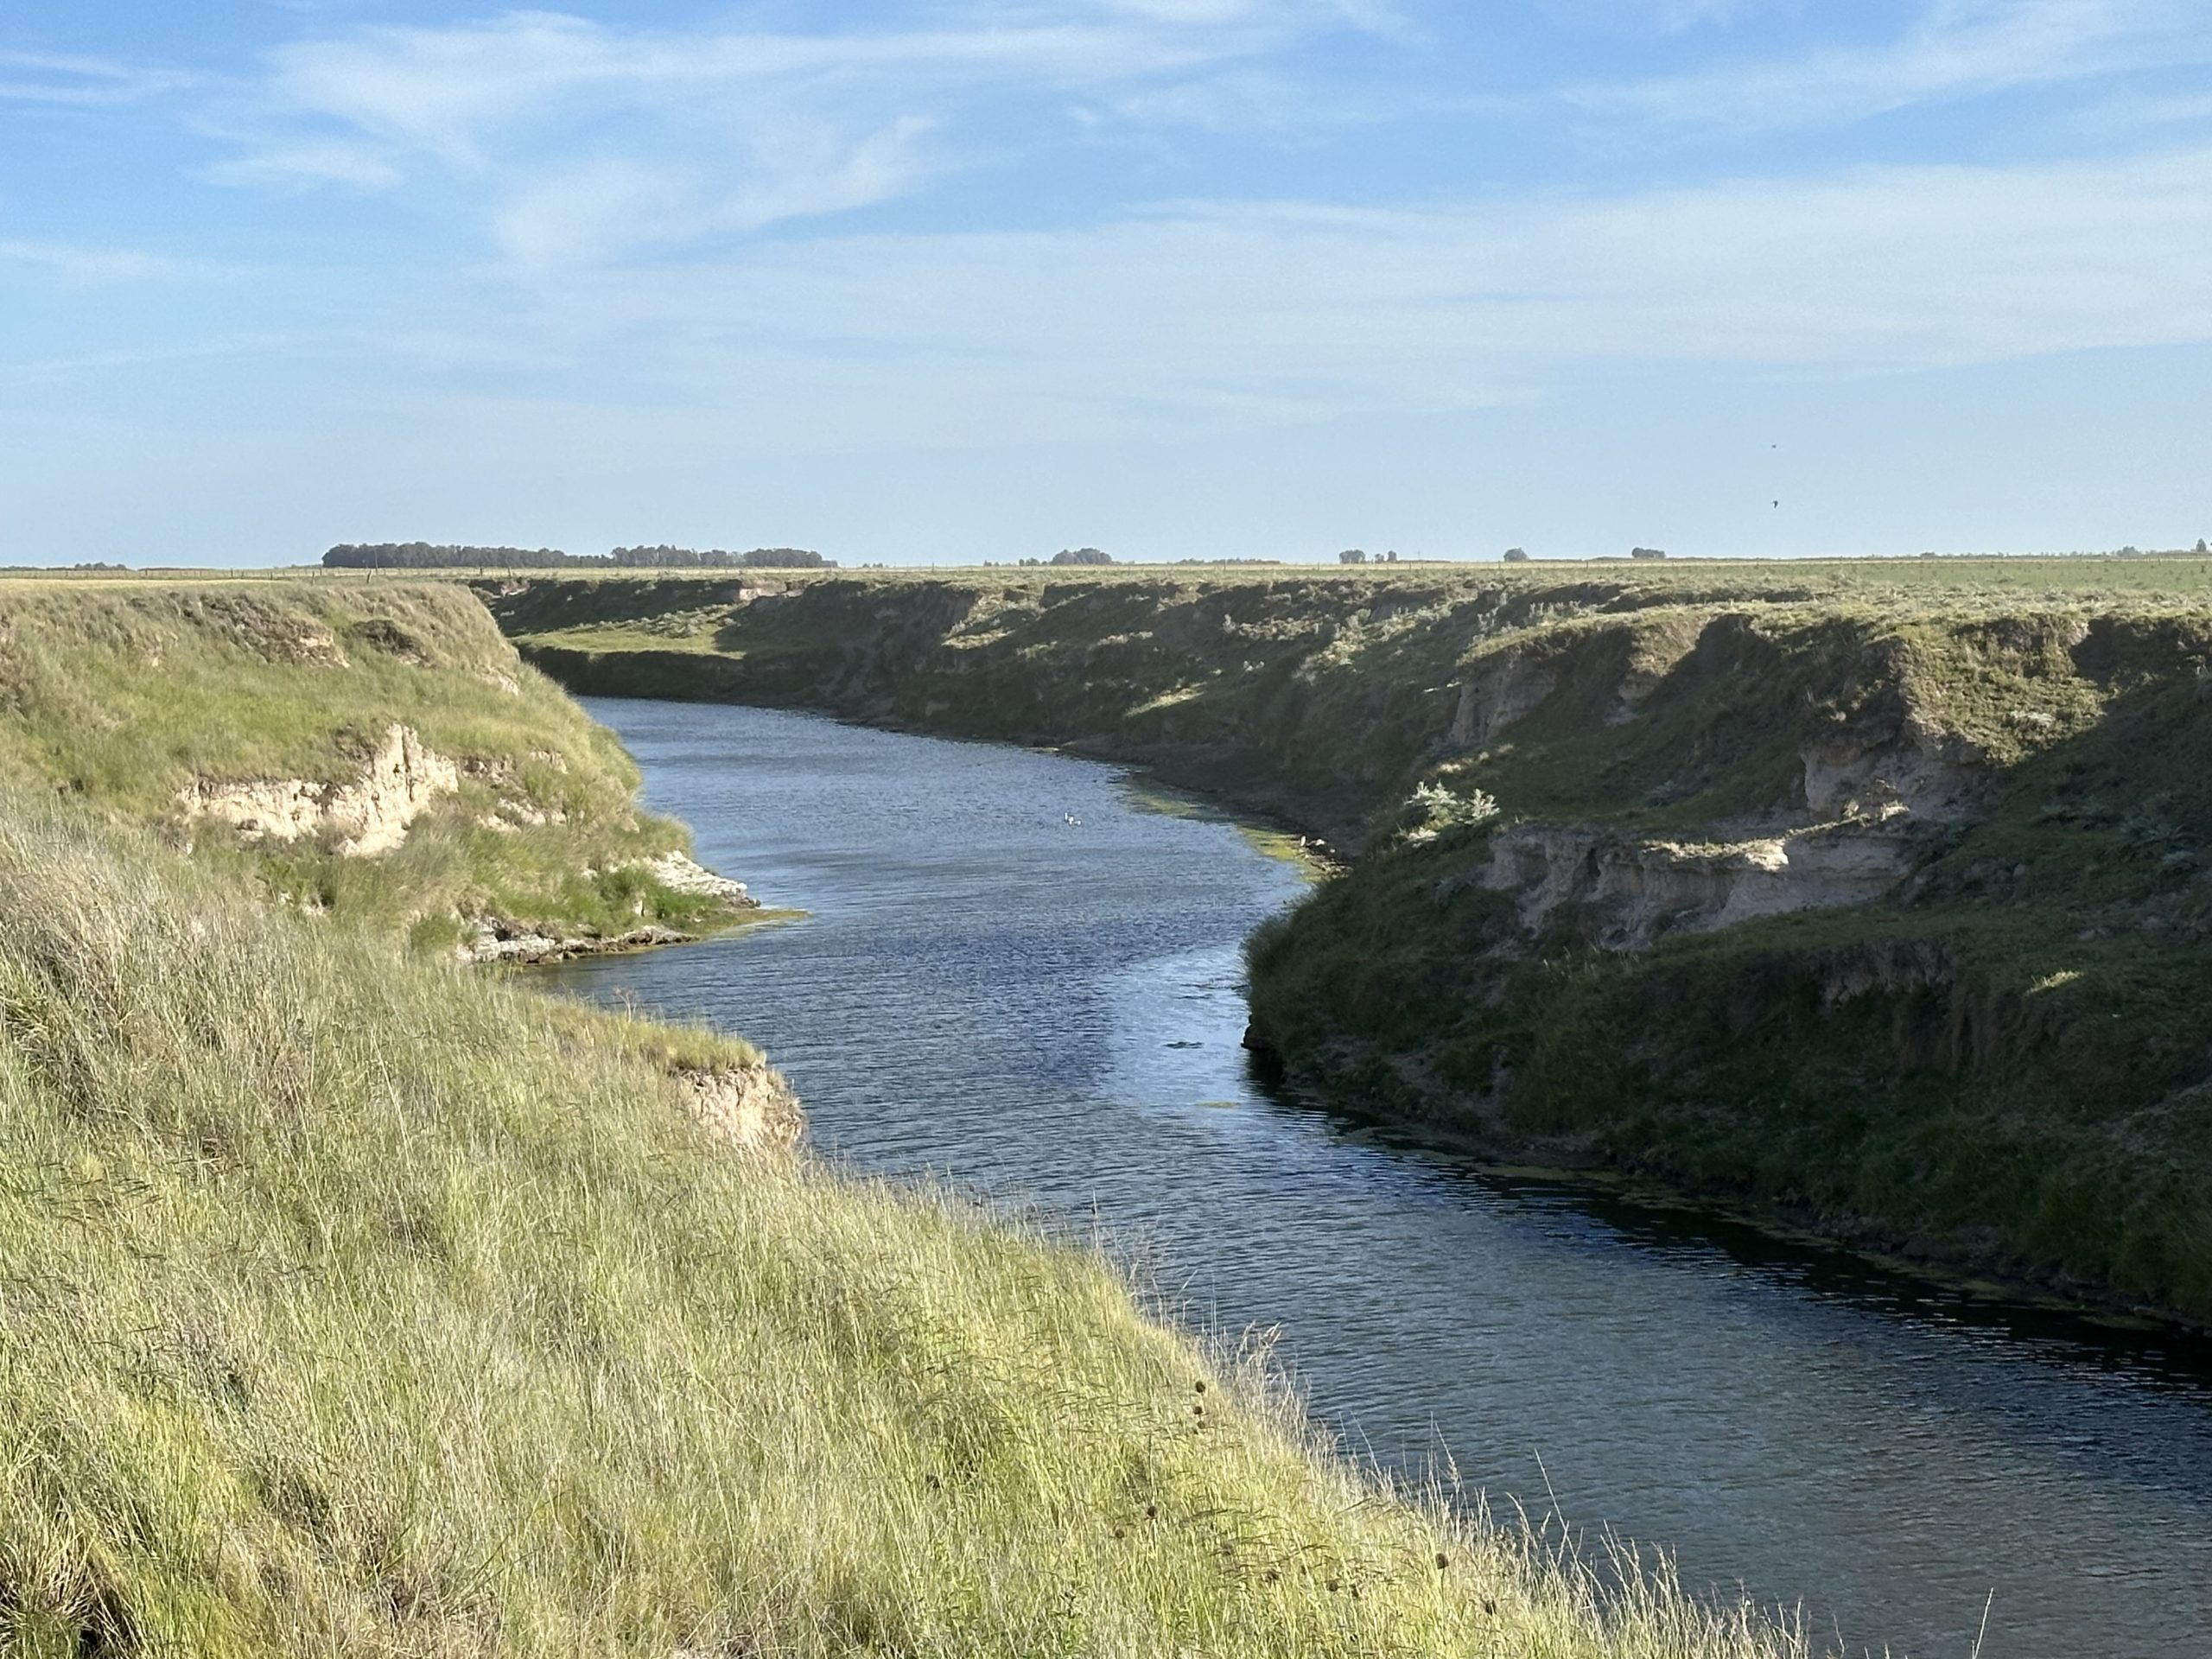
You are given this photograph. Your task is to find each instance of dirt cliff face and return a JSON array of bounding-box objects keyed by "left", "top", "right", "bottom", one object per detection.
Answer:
[
  {"left": 1440, "top": 611, "right": 2010, "bottom": 944},
  {"left": 1481, "top": 820, "right": 1918, "bottom": 946},
  {"left": 677, "top": 1064, "right": 805, "bottom": 1154},
  {"left": 0, "top": 580, "right": 759, "bottom": 955},
  {"left": 1451, "top": 652, "right": 1558, "bottom": 748},
  {"left": 176, "top": 722, "right": 462, "bottom": 857}
]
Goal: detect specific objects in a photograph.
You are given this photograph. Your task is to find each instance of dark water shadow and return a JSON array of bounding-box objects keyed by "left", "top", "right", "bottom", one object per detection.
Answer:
[{"left": 1242, "top": 1056, "right": 2212, "bottom": 1402}]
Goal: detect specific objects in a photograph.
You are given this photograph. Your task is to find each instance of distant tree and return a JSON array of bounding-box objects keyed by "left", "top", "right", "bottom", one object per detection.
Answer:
[
  {"left": 1384, "top": 550, "right": 1400, "bottom": 563},
  {"left": 1338, "top": 549, "right": 1367, "bottom": 564},
  {"left": 1630, "top": 547, "right": 1668, "bottom": 561},
  {"left": 1503, "top": 547, "right": 1529, "bottom": 563},
  {"left": 2198, "top": 539, "right": 2209, "bottom": 555},
  {"left": 1049, "top": 547, "right": 1113, "bottom": 566}
]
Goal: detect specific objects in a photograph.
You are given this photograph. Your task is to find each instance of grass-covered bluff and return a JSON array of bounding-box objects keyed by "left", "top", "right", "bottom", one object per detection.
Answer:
[
  {"left": 0, "top": 575, "right": 1806, "bottom": 1656},
  {"left": 0, "top": 578, "right": 753, "bottom": 957},
  {"left": 484, "top": 559, "right": 2212, "bottom": 1324}
]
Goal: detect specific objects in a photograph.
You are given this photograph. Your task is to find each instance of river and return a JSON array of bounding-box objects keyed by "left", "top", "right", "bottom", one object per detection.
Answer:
[{"left": 543, "top": 696, "right": 2212, "bottom": 1659}]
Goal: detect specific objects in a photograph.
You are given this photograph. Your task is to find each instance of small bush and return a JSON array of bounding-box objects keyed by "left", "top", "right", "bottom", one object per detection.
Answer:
[{"left": 1400, "top": 780, "right": 1500, "bottom": 844}]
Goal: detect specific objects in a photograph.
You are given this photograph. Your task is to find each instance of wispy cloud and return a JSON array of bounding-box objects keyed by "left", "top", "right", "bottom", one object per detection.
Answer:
[
  {"left": 0, "top": 238, "right": 221, "bottom": 283},
  {"left": 200, "top": 140, "right": 404, "bottom": 193},
  {"left": 1545, "top": 0, "right": 1782, "bottom": 37},
  {"left": 0, "top": 47, "right": 194, "bottom": 106},
  {"left": 208, "top": 6, "right": 1381, "bottom": 265},
  {"left": 310, "top": 143, "right": 2212, "bottom": 449},
  {"left": 1573, "top": 0, "right": 2212, "bottom": 128}
]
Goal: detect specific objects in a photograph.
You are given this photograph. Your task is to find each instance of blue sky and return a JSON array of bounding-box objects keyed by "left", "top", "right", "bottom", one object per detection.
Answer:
[{"left": 4, "top": 1, "right": 2210, "bottom": 565}]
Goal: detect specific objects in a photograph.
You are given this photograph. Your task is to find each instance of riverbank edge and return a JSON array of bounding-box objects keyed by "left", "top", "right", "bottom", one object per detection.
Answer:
[
  {"left": 473, "top": 902, "right": 808, "bottom": 966},
  {"left": 1246, "top": 1021, "right": 2212, "bottom": 1340},
  {"left": 506, "top": 636, "right": 2212, "bottom": 1337}
]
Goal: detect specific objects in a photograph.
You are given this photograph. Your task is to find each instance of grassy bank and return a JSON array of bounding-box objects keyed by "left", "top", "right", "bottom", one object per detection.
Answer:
[
  {"left": 0, "top": 579, "right": 748, "bottom": 953},
  {"left": 0, "top": 769, "right": 1803, "bottom": 1654},
  {"left": 481, "top": 561, "right": 2212, "bottom": 1322}
]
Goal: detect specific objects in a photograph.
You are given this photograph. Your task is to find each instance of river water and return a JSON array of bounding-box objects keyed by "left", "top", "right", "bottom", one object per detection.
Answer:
[{"left": 543, "top": 697, "right": 2212, "bottom": 1659}]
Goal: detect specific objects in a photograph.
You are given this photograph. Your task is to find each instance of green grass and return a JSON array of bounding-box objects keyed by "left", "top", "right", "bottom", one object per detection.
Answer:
[
  {"left": 0, "top": 794, "right": 1808, "bottom": 1657},
  {"left": 0, "top": 580, "right": 742, "bottom": 949}
]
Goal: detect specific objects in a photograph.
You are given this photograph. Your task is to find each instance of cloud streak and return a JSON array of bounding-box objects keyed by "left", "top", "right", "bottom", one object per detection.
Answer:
[
  {"left": 0, "top": 47, "right": 194, "bottom": 106},
  {"left": 209, "top": 6, "right": 1382, "bottom": 264},
  {"left": 0, "top": 238, "right": 225, "bottom": 283},
  {"left": 1573, "top": 0, "right": 2212, "bottom": 129},
  {"left": 319, "top": 144, "right": 2212, "bottom": 449}
]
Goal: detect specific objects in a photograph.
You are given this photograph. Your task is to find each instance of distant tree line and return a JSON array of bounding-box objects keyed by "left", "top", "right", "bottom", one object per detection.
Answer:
[
  {"left": 322, "top": 543, "right": 834, "bottom": 570},
  {"left": 606, "top": 546, "right": 833, "bottom": 569},
  {"left": 1014, "top": 547, "right": 1116, "bottom": 568},
  {"left": 323, "top": 544, "right": 573, "bottom": 569}
]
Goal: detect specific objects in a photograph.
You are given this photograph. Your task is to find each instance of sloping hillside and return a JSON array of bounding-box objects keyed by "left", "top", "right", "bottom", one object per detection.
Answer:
[
  {"left": 1248, "top": 601, "right": 2212, "bottom": 1322},
  {"left": 0, "top": 579, "right": 754, "bottom": 957}
]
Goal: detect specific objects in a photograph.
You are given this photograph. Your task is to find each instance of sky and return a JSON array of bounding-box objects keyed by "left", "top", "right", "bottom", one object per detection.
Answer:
[{"left": 3, "top": 1, "right": 2210, "bottom": 566}]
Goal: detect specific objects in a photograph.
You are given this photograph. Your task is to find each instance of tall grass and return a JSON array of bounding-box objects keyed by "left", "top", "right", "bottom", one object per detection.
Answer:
[{"left": 0, "top": 797, "right": 1809, "bottom": 1656}]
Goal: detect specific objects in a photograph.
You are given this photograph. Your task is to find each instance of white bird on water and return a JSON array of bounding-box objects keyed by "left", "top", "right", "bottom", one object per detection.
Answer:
[{"left": 1064, "top": 811, "right": 1081, "bottom": 827}]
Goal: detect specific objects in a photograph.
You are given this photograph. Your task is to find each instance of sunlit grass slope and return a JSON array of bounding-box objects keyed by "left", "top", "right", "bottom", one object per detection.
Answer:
[
  {"left": 0, "top": 579, "right": 733, "bottom": 950},
  {"left": 0, "top": 796, "right": 1804, "bottom": 1657}
]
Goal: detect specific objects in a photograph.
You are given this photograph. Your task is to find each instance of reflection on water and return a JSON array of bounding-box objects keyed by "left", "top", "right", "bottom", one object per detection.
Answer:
[{"left": 543, "top": 698, "right": 2212, "bottom": 1659}]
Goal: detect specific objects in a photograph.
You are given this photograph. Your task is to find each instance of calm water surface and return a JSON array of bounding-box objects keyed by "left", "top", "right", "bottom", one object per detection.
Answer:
[{"left": 545, "top": 698, "right": 2212, "bottom": 1659}]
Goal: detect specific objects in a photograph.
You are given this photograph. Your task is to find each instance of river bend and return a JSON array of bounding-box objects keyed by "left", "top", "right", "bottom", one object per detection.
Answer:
[{"left": 544, "top": 697, "right": 2212, "bottom": 1659}]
